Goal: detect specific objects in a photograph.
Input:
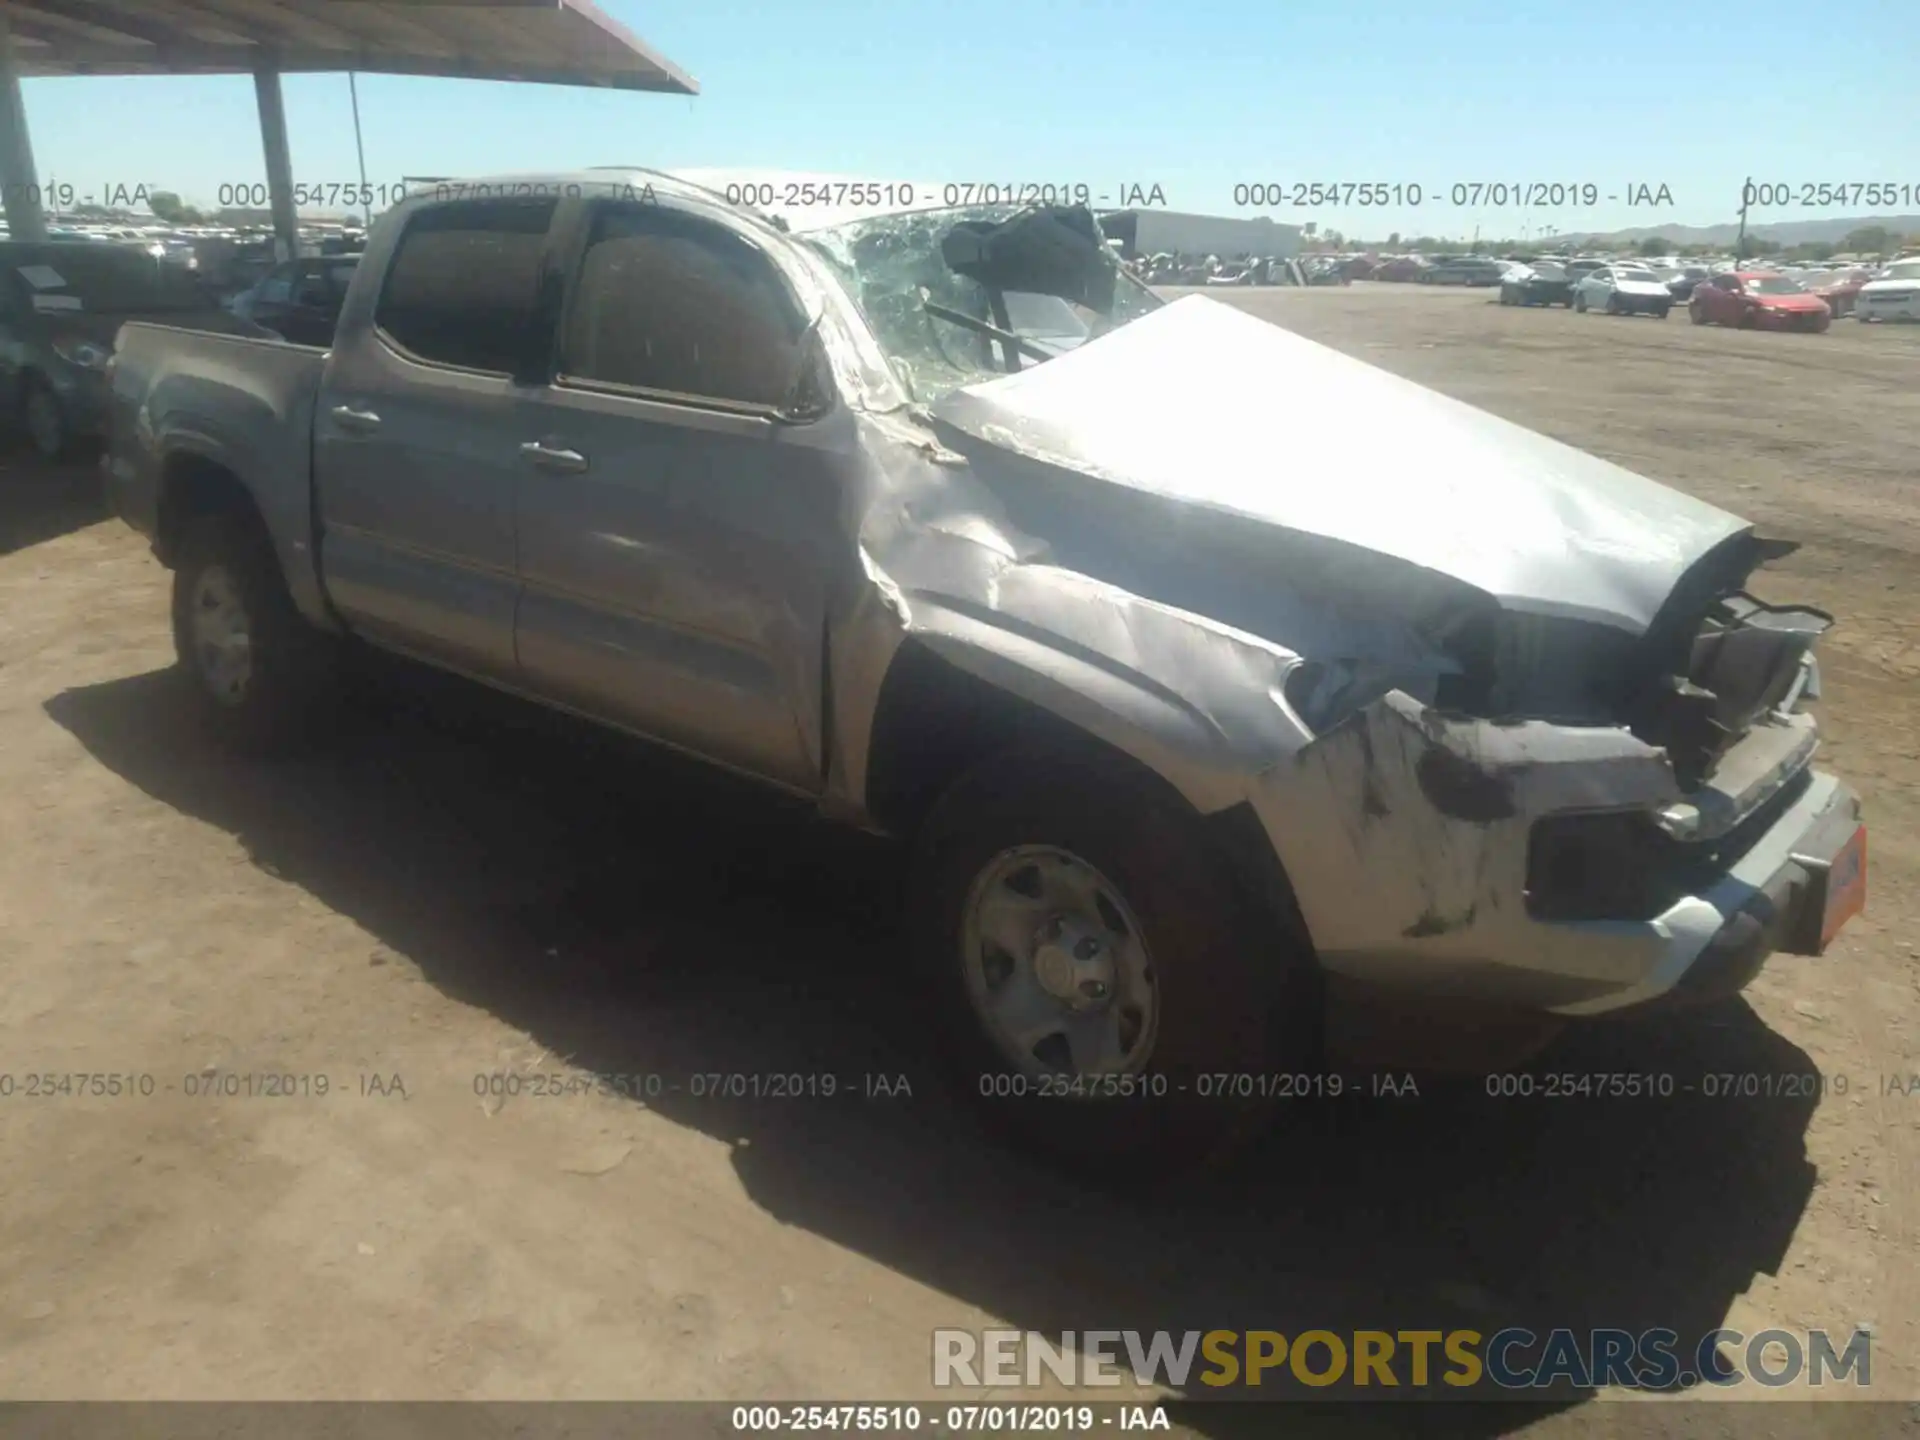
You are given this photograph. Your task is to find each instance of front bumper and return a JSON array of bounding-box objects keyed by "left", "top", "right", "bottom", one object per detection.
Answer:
[
  {"left": 1548, "top": 769, "right": 1861, "bottom": 1016},
  {"left": 1755, "top": 307, "right": 1830, "bottom": 331},
  {"left": 1251, "top": 694, "right": 1863, "bottom": 1018}
]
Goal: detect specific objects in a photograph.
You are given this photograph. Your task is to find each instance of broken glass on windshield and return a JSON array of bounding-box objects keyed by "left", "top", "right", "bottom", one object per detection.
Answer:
[{"left": 802, "top": 204, "right": 1161, "bottom": 402}]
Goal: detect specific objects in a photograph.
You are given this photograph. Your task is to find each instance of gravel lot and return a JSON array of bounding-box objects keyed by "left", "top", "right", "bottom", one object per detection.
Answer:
[{"left": 1, "top": 283, "right": 1914, "bottom": 1434}]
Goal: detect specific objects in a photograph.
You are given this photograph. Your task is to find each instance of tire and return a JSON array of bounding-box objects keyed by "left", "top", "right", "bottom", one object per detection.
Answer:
[
  {"left": 1655, "top": 306, "right": 1670, "bottom": 319},
  {"left": 1690, "top": 303, "right": 1708, "bottom": 325},
  {"left": 1604, "top": 295, "right": 1622, "bottom": 315},
  {"left": 21, "top": 375, "right": 73, "bottom": 461},
  {"left": 1574, "top": 293, "right": 1588, "bottom": 312},
  {"left": 909, "top": 747, "right": 1321, "bottom": 1181},
  {"left": 1737, "top": 309, "right": 1755, "bottom": 329},
  {"left": 171, "top": 511, "right": 341, "bottom": 755}
]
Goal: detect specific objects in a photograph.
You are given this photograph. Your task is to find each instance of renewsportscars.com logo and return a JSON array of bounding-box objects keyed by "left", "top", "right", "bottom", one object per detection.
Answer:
[{"left": 932, "top": 1327, "right": 1873, "bottom": 1392}]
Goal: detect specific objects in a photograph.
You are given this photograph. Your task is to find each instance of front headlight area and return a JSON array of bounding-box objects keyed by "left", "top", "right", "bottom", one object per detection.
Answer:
[{"left": 51, "top": 337, "right": 113, "bottom": 371}]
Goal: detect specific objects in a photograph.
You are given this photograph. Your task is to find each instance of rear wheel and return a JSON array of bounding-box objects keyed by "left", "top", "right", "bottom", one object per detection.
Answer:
[
  {"left": 171, "top": 512, "right": 341, "bottom": 754},
  {"left": 910, "top": 748, "right": 1321, "bottom": 1181}
]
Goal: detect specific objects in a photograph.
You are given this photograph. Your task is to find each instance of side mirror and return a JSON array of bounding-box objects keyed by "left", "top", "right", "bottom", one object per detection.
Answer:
[{"left": 775, "top": 315, "right": 835, "bottom": 424}]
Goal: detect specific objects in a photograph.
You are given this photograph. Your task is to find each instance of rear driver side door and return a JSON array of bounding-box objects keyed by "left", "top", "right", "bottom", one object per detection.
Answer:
[{"left": 315, "top": 195, "right": 558, "bottom": 679}]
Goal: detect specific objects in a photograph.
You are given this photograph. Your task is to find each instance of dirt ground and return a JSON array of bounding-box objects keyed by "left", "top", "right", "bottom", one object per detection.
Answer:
[{"left": 1, "top": 285, "right": 1916, "bottom": 1434}]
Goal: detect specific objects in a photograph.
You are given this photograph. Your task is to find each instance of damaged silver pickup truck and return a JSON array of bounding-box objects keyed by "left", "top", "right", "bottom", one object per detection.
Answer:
[{"left": 104, "top": 169, "right": 1866, "bottom": 1172}]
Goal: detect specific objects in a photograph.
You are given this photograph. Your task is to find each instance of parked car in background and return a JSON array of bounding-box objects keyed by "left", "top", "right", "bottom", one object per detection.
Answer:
[
  {"left": 1498, "top": 260, "right": 1575, "bottom": 307},
  {"left": 1372, "top": 256, "right": 1427, "bottom": 282},
  {"left": 1573, "top": 264, "right": 1673, "bottom": 317},
  {"left": 1421, "top": 256, "right": 1507, "bottom": 286},
  {"left": 1807, "top": 267, "right": 1874, "bottom": 319},
  {"left": 101, "top": 170, "right": 1867, "bottom": 1174},
  {"left": 1663, "top": 265, "right": 1711, "bottom": 302},
  {"left": 1853, "top": 257, "right": 1920, "bottom": 321},
  {"left": 1564, "top": 258, "right": 1608, "bottom": 283},
  {"left": 1689, "top": 272, "right": 1832, "bottom": 332},
  {"left": 229, "top": 256, "right": 361, "bottom": 347},
  {"left": 0, "top": 240, "right": 263, "bottom": 459}
]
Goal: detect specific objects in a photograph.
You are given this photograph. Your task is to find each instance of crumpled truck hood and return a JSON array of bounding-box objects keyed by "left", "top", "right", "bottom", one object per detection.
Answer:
[{"left": 926, "top": 294, "right": 1750, "bottom": 636}]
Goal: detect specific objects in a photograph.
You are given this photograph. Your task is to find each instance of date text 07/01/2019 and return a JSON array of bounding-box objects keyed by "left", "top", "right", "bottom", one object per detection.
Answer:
[{"left": 1230, "top": 181, "right": 1675, "bottom": 209}]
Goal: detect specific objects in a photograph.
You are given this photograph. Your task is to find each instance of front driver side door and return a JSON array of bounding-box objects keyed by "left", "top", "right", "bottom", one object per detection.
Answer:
[{"left": 512, "top": 197, "right": 844, "bottom": 792}]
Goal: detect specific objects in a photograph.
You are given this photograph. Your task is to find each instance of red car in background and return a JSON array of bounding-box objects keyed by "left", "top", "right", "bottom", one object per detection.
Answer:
[
  {"left": 1689, "top": 271, "right": 1832, "bottom": 332},
  {"left": 1808, "top": 267, "right": 1874, "bottom": 318},
  {"left": 1372, "top": 256, "right": 1427, "bottom": 282}
]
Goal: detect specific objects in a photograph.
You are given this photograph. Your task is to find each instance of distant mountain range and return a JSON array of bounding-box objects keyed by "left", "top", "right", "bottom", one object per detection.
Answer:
[{"left": 1551, "top": 214, "right": 1918, "bottom": 246}]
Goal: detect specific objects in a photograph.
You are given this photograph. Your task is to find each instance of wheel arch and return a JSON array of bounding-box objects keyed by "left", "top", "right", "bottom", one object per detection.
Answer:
[
  {"left": 858, "top": 627, "right": 1320, "bottom": 966},
  {"left": 153, "top": 443, "right": 337, "bottom": 631}
]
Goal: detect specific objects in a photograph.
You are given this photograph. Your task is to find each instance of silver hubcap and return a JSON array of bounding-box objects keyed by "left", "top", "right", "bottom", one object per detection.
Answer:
[
  {"left": 960, "top": 846, "right": 1158, "bottom": 1080},
  {"left": 190, "top": 565, "right": 253, "bottom": 704},
  {"left": 25, "top": 389, "right": 62, "bottom": 455}
]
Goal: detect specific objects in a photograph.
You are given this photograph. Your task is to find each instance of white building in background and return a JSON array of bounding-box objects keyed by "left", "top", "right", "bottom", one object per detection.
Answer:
[{"left": 1098, "top": 209, "right": 1304, "bottom": 259}]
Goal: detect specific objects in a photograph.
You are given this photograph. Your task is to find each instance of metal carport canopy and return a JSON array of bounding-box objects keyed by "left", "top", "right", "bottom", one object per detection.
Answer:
[{"left": 0, "top": 0, "right": 698, "bottom": 248}]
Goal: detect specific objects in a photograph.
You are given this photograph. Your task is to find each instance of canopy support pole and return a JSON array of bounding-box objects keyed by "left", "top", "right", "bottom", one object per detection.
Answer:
[
  {"left": 253, "top": 56, "right": 301, "bottom": 259},
  {"left": 0, "top": 18, "right": 47, "bottom": 243}
]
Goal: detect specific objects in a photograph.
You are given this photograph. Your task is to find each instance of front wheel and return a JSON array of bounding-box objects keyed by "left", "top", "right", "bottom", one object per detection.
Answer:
[
  {"left": 910, "top": 749, "right": 1321, "bottom": 1180},
  {"left": 1574, "top": 293, "right": 1588, "bottom": 312},
  {"left": 1604, "top": 294, "right": 1623, "bottom": 315},
  {"left": 1655, "top": 306, "right": 1670, "bottom": 319},
  {"left": 1690, "top": 303, "right": 1708, "bottom": 325},
  {"left": 171, "top": 512, "right": 342, "bottom": 754}
]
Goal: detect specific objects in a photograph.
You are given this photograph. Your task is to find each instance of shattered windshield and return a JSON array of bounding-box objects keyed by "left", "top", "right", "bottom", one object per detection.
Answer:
[{"left": 802, "top": 205, "right": 1163, "bottom": 402}]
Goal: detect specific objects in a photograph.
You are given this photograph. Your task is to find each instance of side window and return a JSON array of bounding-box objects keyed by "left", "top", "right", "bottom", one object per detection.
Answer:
[
  {"left": 375, "top": 197, "right": 556, "bottom": 374},
  {"left": 559, "top": 203, "right": 805, "bottom": 409},
  {"left": 1711, "top": 274, "right": 1739, "bottom": 291},
  {"left": 256, "top": 265, "right": 296, "bottom": 305},
  {"left": 294, "top": 265, "right": 333, "bottom": 307}
]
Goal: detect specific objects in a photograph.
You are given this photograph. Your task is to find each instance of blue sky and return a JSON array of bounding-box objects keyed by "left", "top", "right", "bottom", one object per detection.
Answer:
[{"left": 23, "top": 0, "right": 1919, "bottom": 240}]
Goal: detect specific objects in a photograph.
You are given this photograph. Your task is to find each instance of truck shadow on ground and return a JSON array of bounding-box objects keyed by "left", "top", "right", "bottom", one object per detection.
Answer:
[
  {"left": 48, "top": 660, "right": 1825, "bottom": 1438},
  {"left": 0, "top": 445, "right": 108, "bottom": 557}
]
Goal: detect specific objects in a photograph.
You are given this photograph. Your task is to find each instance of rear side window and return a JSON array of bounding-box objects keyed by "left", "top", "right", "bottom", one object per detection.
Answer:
[
  {"left": 559, "top": 203, "right": 805, "bottom": 409},
  {"left": 375, "top": 198, "right": 555, "bottom": 374}
]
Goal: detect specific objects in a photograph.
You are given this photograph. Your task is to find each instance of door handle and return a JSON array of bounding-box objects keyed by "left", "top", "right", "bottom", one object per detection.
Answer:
[
  {"left": 519, "top": 440, "right": 588, "bottom": 474},
  {"left": 330, "top": 403, "right": 381, "bottom": 432}
]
